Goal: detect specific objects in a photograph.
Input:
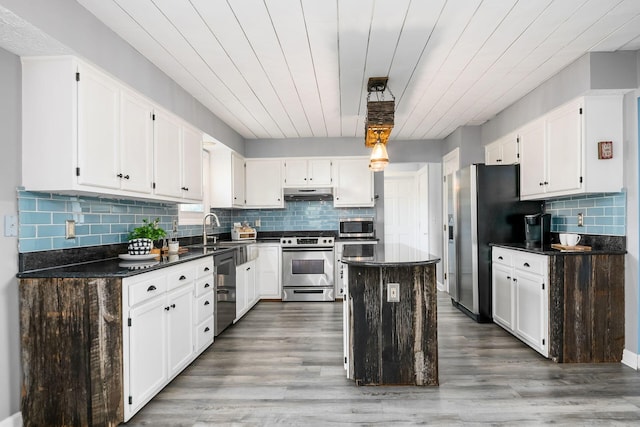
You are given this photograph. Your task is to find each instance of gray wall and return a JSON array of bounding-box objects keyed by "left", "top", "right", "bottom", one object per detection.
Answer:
[
  {"left": 0, "top": 47, "right": 21, "bottom": 420},
  {"left": 444, "top": 126, "right": 483, "bottom": 168},
  {"left": 0, "top": 0, "right": 245, "bottom": 154},
  {"left": 245, "top": 137, "right": 445, "bottom": 162}
]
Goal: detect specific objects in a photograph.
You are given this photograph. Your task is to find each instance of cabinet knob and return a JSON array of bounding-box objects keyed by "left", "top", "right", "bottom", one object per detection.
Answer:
[
  {"left": 506, "top": 276, "right": 511, "bottom": 280},
  {"left": 539, "top": 182, "right": 544, "bottom": 186},
  {"left": 165, "top": 306, "right": 170, "bottom": 311},
  {"left": 523, "top": 262, "right": 530, "bottom": 268},
  {"left": 117, "top": 173, "right": 123, "bottom": 178},
  {"left": 147, "top": 285, "right": 157, "bottom": 292},
  {"left": 497, "top": 159, "right": 502, "bottom": 163},
  {"left": 204, "top": 267, "right": 210, "bottom": 272},
  {"left": 182, "top": 187, "right": 189, "bottom": 191},
  {"left": 123, "top": 174, "right": 130, "bottom": 180},
  {"left": 544, "top": 181, "right": 549, "bottom": 185},
  {"left": 179, "top": 275, "right": 186, "bottom": 280},
  {"left": 513, "top": 278, "right": 517, "bottom": 282},
  {"left": 171, "top": 303, "right": 176, "bottom": 309},
  {"left": 498, "top": 256, "right": 503, "bottom": 260}
]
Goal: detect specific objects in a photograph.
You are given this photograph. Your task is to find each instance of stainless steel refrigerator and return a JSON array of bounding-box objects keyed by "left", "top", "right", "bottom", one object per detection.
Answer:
[{"left": 447, "top": 164, "right": 540, "bottom": 322}]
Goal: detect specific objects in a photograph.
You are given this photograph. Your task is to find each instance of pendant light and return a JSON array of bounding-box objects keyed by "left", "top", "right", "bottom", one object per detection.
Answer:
[{"left": 369, "top": 133, "right": 389, "bottom": 172}]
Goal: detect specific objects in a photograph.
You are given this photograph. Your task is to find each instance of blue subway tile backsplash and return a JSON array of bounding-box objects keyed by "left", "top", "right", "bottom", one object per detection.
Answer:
[
  {"left": 545, "top": 192, "right": 626, "bottom": 236},
  {"left": 17, "top": 191, "right": 376, "bottom": 253}
]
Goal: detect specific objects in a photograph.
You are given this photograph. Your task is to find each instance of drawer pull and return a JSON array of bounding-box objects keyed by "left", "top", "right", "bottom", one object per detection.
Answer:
[
  {"left": 204, "top": 283, "right": 210, "bottom": 288},
  {"left": 498, "top": 256, "right": 503, "bottom": 260},
  {"left": 147, "top": 285, "right": 157, "bottom": 292},
  {"left": 204, "top": 267, "right": 210, "bottom": 272},
  {"left": 204, "top": 327, "right": 210, "bottom": 332},
  {"left": 523, "top": 262, "right": 530, "bottom": 268},
  {"left": 204, "top": 300, "right": 210, "bottom": 306},
  {"left": 179, "top": 275, "right": 187, "bottom": 280}
]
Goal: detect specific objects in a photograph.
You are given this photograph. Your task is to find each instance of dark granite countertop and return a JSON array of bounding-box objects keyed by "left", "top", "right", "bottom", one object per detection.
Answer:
[
  {"left": 490, "top": 242, "right": 626, "bottom": 255},
  {"left": 16, "top": 247, "right": 231, "bottom": 279},
  {"left": 342, "top": 243, "right": 440, "bottom": 267}
]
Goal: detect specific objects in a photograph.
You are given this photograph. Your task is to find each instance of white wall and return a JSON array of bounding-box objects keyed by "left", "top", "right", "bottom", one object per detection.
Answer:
[{"left": 0, "top": 47, "right": 21, "bottom": 420}]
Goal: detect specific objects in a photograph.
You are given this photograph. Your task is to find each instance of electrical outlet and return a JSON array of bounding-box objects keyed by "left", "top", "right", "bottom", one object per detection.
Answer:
[
  {"left": 577, "top": 212, "right": 584, "bottom": 227},
  {"left": 173, "top": 219, "right": 178, "bottom": 233},
  {"left": 255, "top": 218, "right": 261, "bottom": 227},
  {"left": 65, "top": 219, "right": 76, "bottom": 239},
  {"left": 4, "top": 215, "right": 17, "bottom": 237},
  {"left": 387, "top": 283, "right": 400, "bottom": 302}
]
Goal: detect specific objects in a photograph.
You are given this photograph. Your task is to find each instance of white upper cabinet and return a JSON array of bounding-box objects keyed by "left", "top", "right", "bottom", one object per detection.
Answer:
[
  {"left": 210, "top": 146, "right": 245, "bottom": 208},
  {"left": 333, "top": 157, "right": 374, "bottom": 207},
  {"left": 283, "top": 158, "right": 332, "bottom": 187},
  {"left": 485, "top": 133, "right": 519, "bottom": 165},
  {"left": 153, "top": 108, "right": 203, "bottom": 202},
  {"left": 119, "top": 91, "right": 154, "bottom": 194},
  {"left": 21, "top": 56, "right": 203, "bottom": 203},
  {"left": 519, "top": 95, "right": 624, "bottom": 200},
  {"left": 245, "top": 159, "right": 283, "bottom": 208}
]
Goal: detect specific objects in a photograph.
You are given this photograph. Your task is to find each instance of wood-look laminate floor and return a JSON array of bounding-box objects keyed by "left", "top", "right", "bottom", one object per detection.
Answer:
[{"left": 126, "top": 293, "right": 640, "bottom": 426}]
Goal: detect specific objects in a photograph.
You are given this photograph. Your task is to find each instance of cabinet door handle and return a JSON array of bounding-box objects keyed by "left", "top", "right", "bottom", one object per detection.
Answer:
[
  {"left": 116, "top": 173, "right": 123, "bottom": 178},
  {"left": 204, "top": 267, "right": 210, "bottom": 272},
  {"left": 204, "top": 327, "right": 210, "bottom": 332},
  {"left": 544, "top": 181, "right": 549, "bottom": 185},
  {"left": 124, "top": 174, "right": 130, "bottom": 179},
  {"left": 182, "top": 187, "right": 189, "bottom": 191},
  {"left": 513, "top": 278, "right": 517, "bottom": 282},
  {"left": 498, "top": 256, "right": 503, "bottom": 260},
  {"left": 204, "top": 300, "right": 210, "bottom": 306},
  {"left": 506, "top": 276, "right": 511, "bottom": 280},
  {"left": 165, "top": 306, "right": 170, "bottom": 311},
  {"left": 179, "top": 275, "right": 187, "bottom": 280},
  {"left": 523, "top": 262, "right": 530, "bottom": 268},
  {"left": 147, "top": 285, "right": 157, "bottom": 292},
  {"left": 204, "top": 283, "right": 210, "bottom": 288},
  {"left": 246, "top": 267, "right": 251, "bottom": 271},
  {"left": 539, "top": 182, "right": 544, "bottom": 186},
  {"left": 171, "top": 303, "right": 176, "bottom": 309}
]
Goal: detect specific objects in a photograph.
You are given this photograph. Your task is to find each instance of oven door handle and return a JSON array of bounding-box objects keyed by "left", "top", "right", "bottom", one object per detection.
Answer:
[{"left": 282, "top": 247, "right": 334, "bottom": 252}]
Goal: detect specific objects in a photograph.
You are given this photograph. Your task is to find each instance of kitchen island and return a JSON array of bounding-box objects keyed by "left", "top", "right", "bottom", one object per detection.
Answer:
[{"left": 342, "top": 245, "right": 440, "bottom": 386}]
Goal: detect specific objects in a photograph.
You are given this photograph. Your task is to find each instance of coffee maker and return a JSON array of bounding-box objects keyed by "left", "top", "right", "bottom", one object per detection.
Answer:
[{"left": 524, "top": 213, "right": 551, "bottom": 247}]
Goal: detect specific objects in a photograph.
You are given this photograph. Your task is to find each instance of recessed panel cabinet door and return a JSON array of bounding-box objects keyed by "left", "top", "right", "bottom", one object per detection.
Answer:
[
  {"left": 492, "top": 263, "right": 514, "bottom": 330},
  {"left": 120, "top": 90, "right": 153, "bottom": 194},
  {"left": 245, "top": 159, "right": 283, "bottom": 207},
  {"left": 515, "top": 269, "right": 547, "bottom": 355},
  {"left": 519, "top": 119, "right": 546, "bottom": 198},
  {"left": 77, "top": 65, "right": 120, "bottom": 189},
  {"left": 153, "top": 110, "right": 183, "bottom": 198},
  {"left": 545, "top": 102, "right": 582, "bottom": 195},
  {"left": 166, "top": 285, "right": 194, "bottom": 377},
  {"left": 128, "top": 296, "right": 167, "bottom": 415},
  {"left": 181, "top": 124, "right": 203, "bottom": 201}
]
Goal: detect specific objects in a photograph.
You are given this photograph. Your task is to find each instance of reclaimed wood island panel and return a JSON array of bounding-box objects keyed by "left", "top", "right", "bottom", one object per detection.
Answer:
[{"left": 343, "top": 246, "right": 440, "bottom": 386}]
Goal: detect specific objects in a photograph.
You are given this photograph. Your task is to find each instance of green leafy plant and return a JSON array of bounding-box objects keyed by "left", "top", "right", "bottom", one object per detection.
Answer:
[{"left": 128, "top": 218, "right": 167, "bottom": 241}]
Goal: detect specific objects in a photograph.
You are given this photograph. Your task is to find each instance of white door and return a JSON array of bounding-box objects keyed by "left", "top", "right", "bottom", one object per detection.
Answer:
[
  {"left": 492, "top": 263, "right": 514, "bottom": 330},
  {"left": 255, "top": 245, "right": 281, "bottom": 298},
  {"left": 384, "top": 173, "right": 417, "bottom": 258},
  {"left": 120, "top": 89, "right": 153, "bottom": 194},
  {"left": 166, "top": 284, "right": 194, "bottom": 377},
  {"left": 77, "top": 64, "right": 120, "bottom": 189},
  {"left": 153, "top": 110, "right": 183, "bottom": 198},
  {"left": 519, "top": 118, "right": 546, "bottom": 198},
  {"left": 245, "top": 159, "right": 283, "bottom": 207},
  {"left": 416, "top": 165, "right": 430, "bottom": 256},
  {"left": 442, "top": 148, "right": 459, "bottom": 294},
  {"left": 308, "top": 159, "right": 333, "bottom": 186},
  {"left": 545, "top": 101, "right": 582, "bottom": 195},
  {"left": 128, "top": 296, "right": 167, "bottom": 414},
  {"left": 283, "top": 159, "right": 308, "bottom": 186},
  {"left": 334, "top": 158, "right": 374, "bottom": 207},
  {"left": 515, "top": 270, "right": 546, "bottom": 353},
  {"left": 181, "top": 124, "right": 203, "bottom": 201}
]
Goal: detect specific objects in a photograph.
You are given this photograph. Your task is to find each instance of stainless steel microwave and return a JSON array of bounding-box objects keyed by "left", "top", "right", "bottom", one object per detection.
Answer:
[{"left": 339, "top": 217, "right": 375, "bottom": 238}]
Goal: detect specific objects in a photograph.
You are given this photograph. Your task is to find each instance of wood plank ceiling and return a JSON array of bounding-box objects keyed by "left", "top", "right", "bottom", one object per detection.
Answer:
[{"left": 76, "top": 0, "right": 640, "bottom": 141}]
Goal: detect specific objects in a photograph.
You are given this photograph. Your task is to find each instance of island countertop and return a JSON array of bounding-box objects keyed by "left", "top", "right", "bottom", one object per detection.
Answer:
[{"left": 341, "top": 243, "right": 440, "bottom": 267}]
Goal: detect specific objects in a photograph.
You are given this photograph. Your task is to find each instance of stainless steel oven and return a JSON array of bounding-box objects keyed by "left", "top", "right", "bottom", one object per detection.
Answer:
[
  {"left": 281, "top": 236, "right": 335, "bottom": 301},
  {"left": 339, "top": 217, "right": 375, "bottom": 238}
]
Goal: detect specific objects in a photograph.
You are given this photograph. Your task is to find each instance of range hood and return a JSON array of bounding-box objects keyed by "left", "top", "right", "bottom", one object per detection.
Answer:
[{"left": 283, "top": 187, "right": 334, "bottom": 201}]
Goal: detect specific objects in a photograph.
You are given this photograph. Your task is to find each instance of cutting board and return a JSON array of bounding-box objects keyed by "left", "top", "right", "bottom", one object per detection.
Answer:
[{"left": 551, "top": 243, "right": 592, "bottom": 252}]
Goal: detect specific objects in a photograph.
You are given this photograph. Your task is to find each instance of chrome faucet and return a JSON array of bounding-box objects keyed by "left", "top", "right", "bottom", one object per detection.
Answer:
[{"left": 203, "top": 212, "right": 221, "bottom": 245}]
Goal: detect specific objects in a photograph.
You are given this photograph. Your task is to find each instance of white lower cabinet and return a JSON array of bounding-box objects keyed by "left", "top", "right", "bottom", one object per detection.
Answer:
[
  {"left": 123, "top": 256, "right": 213, "bottom": 421},
  {"left": 491, "top": 247, "right": 548, "bottom": 357},
  {"left": 235, "top": 258, "right": 258, "bottom": 322},
  {"left": 250, "top": 243, "right": 282, "bottom": 299}
]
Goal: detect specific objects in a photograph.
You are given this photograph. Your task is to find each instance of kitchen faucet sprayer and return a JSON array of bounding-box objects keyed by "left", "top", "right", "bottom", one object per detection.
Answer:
[{"left": 203, "top": 212, "right": 221, "bottom": 245}]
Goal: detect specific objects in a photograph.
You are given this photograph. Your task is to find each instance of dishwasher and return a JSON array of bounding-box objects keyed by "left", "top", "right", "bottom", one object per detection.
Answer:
[{"left": 213, "top": 251, "right": 236, "bottom": 336}]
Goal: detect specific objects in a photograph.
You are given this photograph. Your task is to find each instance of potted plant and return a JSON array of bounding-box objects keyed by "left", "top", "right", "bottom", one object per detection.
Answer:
[{"left": 127, "top": 218, "right": 167, "bottom": 255}]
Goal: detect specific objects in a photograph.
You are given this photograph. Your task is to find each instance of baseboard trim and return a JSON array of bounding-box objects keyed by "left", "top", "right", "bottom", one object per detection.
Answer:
[
  {"left": 0, "top": 412, "right": 22, "bottom": 427},
  {"left": 622, "top": 349, "right": 639, "bottom": 370}
]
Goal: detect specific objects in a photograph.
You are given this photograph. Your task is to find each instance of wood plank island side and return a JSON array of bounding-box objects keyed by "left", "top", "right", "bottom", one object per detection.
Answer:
[
  {"left": 345, "top": 254, "right": 439, "bottom": 386},
  {"left": 19, "top": 277, "right": 124, "bottom": 427}
]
